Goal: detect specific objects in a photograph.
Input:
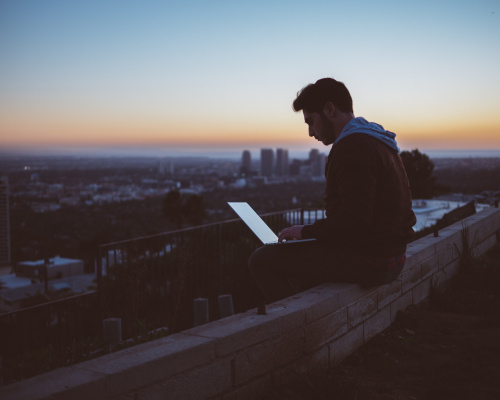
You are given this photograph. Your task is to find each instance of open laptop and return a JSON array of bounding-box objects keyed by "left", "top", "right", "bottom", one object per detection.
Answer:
[{"left": 227, "top": 202, "right": 316, "bottom": 245}]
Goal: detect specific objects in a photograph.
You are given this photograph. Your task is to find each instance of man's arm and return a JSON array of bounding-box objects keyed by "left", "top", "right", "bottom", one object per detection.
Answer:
[
  {"left": 278, "top": 225, "right": 305, "bottom": 242},
  {"left": 301, "top": 136, "right": 378, "bottom": 244}
]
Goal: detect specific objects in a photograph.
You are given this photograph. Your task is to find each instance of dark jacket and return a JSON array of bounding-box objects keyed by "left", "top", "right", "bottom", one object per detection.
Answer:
[{"left": 301, "top": 133, "right": 416, "bottom": 257}]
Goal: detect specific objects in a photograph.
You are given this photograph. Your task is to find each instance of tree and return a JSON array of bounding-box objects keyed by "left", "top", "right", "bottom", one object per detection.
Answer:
[
  {"left": 183, "top": 194, "right": 206, "bottom": 226},
  {"left": 400, "top": 149, "right": 436, "bottom": 199},
  {"left": 163, "top": 190, "right": 206, "bottom": 228},
  {"left": 163, "top": 190, "right": 184, "bottom": 228}
]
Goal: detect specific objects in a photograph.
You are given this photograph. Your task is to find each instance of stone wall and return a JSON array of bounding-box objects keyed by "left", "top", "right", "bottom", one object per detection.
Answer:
[{"left": 2, "top": 207, "right": 499, "bottom": 400}]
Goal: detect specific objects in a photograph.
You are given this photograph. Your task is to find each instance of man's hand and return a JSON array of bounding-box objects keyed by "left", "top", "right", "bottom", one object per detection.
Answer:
[{"left": 278, "top": 225, "right": 305, "bottom": 242}]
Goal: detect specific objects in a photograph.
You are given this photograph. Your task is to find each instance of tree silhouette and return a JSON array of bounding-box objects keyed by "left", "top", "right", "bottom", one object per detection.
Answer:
[
  {"left": 183, "top": 194, "right": 206, "bottom": 226},
  {"left": 163, "top": 190, "right": 184, "bottom": 228},
  {"left": 400, "top": 149, "right": 436, "bottom": 199},
  {"left": 163, "top": 190, "right": 206, "bottom": 228}
]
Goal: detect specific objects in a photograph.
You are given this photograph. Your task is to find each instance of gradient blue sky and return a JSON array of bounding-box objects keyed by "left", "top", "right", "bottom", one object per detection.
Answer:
[{"left": 1, "top": 0, "right": 499, "bottom": 156}]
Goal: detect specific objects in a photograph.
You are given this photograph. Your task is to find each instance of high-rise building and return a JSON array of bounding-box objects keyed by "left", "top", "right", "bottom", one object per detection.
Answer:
[
  {"left": 309, "top": 149, "right": 321, "bottom": 176},
  {"left": 0, "top": 176, "right": 11, "bottom": 266},
  {"left": 158, "top": 159, "right": 174, "bottom": 175},
  {"left": 240, "top": 150, "right": 252, "bottom": 176},
  {"left": 276, "top": 148, "right": 289, "bottom": 176},
  {"left": 260, "top": 149, "right": 274, "bottom": 177}
]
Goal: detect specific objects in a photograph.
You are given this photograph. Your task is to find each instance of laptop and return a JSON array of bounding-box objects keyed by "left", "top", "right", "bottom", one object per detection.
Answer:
[{"left": 227, "top": 202, "right": 316, "bottom": 245}]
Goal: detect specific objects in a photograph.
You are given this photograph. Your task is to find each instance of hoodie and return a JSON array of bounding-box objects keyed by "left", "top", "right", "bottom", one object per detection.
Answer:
[
  {"left": 334, "top": 117, "right": 400, "bottom": 153},
  {"left": 301, "top": 119, "right": 416, "bottom": 257}
]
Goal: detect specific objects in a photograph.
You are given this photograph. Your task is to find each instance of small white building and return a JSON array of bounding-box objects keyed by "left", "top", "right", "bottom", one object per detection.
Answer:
[{"left": 15, "top": 256, "right": 84, "bottom": 280}]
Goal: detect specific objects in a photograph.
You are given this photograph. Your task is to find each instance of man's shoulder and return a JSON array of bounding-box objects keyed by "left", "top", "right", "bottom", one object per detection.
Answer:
[{"left": 333, "top": 133, "right": 382, "bottom": 153}]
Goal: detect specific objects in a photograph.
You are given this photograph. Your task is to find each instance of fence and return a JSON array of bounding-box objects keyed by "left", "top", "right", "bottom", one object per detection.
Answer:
[
  {"left": 0, "top": 291, "right": 100, "bottom": 370},
  {"left": 96, "top": 208, "right": 325, "bottom": 338},
  {"left": 0, "top": 208, "right": 324, "bottom": 382}
]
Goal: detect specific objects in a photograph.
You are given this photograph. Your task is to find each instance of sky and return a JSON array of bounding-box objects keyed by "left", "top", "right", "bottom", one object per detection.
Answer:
[{"left": 0, "top": 0, "right": 499, "bottom": 157}]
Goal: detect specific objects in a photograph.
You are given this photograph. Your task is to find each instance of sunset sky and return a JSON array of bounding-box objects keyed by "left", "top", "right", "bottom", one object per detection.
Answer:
[{"left": 1, "top": 0, "right": 499, "bottom": 157}]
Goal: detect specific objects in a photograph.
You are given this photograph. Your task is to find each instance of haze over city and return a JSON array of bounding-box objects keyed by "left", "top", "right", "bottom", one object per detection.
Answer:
[{"left": 1, "top": 0, "right": 499, "bottom": 157}]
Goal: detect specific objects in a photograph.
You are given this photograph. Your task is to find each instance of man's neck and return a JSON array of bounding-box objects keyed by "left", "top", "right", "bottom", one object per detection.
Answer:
[{"left": 335, "top": 113, "right": 355, "bottom": 137}]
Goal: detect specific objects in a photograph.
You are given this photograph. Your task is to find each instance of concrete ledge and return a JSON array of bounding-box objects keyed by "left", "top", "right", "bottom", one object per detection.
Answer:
[{"left": 2, "top": 207, "right": 499, "bottom": 400}]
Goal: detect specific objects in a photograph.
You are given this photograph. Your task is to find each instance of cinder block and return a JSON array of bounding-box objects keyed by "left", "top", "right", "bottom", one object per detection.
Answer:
[
  {"left": 474, "top": 234, "right": 498, "bottom": 257},
  {"left": 420, "top": 253, "right": 440, "bottom": 279},
  {"left": 233, "top": 339, "right": 277, "bottom": 386},
  {"left": 431, "top": 269, "right": 447, "bottom": 293},
  {"left": 78, "top": 333, "right": 216, "bottom": 398},
  {"left": 186, "top": 309, "right": 281, "bottom": 357},
  {"left": 443, "top": 259, "right": 460, "bottom": 280},
  {"left": 469, "top": 220, "right": 495, "bottom": 244},
  {"left": 327, "top": 283, "right": 375, "bottom": 308},
  {"left": 364, "top": 306, "right": 391, "bottom": 343},
  {"left": 412, "top": 278, "right": 431, "bottom": 305},
  {"left": 272, "top": 326, "right": 306, "bottom": 368},
  {"left": 272, "top": 283, "right": 341, "bottom": 324},
  {"left": 390, "top": 291, "right": 413, "bottom": 323},
  {"left": 438, "top": 227, "right": 463, "bottom": 250},
  {"left": 265, "top": 303, "right": 306, "bottom": 334},
  {"left": 305, "top": 308, "right": 348, "bottom": 352},
  {"left": 136, "top": 356, "right": 232, "bottom": 400},
  {"left": 406, "top": 240, "right": 437, "bottom": 264},
  {"left": 433, "top": 235, "right": 449, "bottom": 252},
  {"left": 377, "top": 279, "right": 401, "bottom": 310},
  {"left": 347, "top": 292, "right": 377, "bottom": 328},
  {"left": 404, "top": 253, "right": 417, "bottom": 270},
  {"left": 400, "top": 262, "right": 422, "bottom": 293},
  {"left": 0, "top": 366, "right": 107, "bottom": 400},
  {"left": 437, "top": 243, "right": 457, "bottom": 270},
  {"left": 329, "top": 324, "right": 364, "bottom": 366}
]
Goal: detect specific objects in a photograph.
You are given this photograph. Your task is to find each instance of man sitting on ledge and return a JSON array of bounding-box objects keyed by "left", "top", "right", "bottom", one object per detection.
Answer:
[{"left": 249, "top": 78, "right": 417, "bottom": 304}]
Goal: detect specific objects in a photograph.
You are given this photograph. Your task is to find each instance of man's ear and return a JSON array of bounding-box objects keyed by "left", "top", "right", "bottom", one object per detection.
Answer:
[{"left": 323, "top": 102, "right": 336, "bottom": 117}]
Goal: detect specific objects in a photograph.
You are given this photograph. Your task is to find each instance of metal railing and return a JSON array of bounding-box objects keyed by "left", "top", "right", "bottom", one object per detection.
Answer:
[
  {"left": 0, "top": 208, "right": 325, "bottom": 375},
  {"left": 96, "top": 208, "right": 325, "bottom": 337},
  {"left": 0, "top": 291, "right": 100, "bottom": 359}
]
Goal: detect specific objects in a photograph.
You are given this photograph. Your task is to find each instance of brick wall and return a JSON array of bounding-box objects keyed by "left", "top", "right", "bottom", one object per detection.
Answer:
[{"left": 2, "top": 207, "right": 499, "bottom": 400}]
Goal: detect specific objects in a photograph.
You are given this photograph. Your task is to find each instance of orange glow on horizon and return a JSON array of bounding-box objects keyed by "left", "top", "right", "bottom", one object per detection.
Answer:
[{"left": 1, "top": 111, "right": 499, "bottom": 152}]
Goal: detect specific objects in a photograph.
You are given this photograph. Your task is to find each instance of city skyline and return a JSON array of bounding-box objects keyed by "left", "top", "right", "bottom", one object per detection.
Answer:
[{"left": 1, "top": 1, "right": 499, "bottom": 155}]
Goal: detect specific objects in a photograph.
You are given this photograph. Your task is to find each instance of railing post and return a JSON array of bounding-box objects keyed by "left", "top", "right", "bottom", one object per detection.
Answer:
[
  {"left": 103, "top": 318, "right": 122, "bottom": 349},
  {"left": 217, "top": 223, "right": 223, "bottom": 295},
  {"left": 96, "top": 246, "right": 103, "bottom": 324},
  {"left": 193, "top": 298, "right": 209, "bottom": 326},
  {"left": 218, "top": 294, "right": 234, "bottom": 318}
]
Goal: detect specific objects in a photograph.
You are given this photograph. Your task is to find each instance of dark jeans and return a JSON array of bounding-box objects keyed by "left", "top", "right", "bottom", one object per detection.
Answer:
[{"left": 248, "top": 241, "right": 404, "bottom": 304}]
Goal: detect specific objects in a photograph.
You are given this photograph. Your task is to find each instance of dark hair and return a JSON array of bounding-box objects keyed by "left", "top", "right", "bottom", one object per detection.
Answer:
[{"left": 292, "top": 78, "right": 353, "bottom": 114}]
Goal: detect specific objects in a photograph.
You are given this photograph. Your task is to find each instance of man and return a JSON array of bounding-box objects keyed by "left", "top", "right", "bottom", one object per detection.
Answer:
[{"left": 249, "top": 78, "right": 416, "bottom": 303}]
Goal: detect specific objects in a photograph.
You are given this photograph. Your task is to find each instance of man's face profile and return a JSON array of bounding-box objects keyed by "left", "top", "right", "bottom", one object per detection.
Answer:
[{"left": 303, "top": 109, "right": 336, "bottom": 146}]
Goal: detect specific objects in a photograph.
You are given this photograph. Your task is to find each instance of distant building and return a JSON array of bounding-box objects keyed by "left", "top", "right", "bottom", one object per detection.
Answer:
[
  {"left": 318, "top": 153, "right": 327, "bottom": 176},
  {"left": 276, "top": 148, "right": 289, "bottom": 176},
  {"left": 0, "top": 273, "right": 95, "bottom": 314},
  {"left": 260, "top": 149, "right": 274, "bottom": 177},
  {"left": 240, "top": 150, "right": 252, "bottom": 176},
  {"left": 0, "top": 176, "right": 11, "bottom": 266},
  {"left": 158, "top": 159, "right": 174, "bottom": 175},
  {"left": 16, "top": 256, "right": 84, "bottom": 280},
  {"left": 289, "top": 159, "right": 303, "bottom": 176},
  {"left": 309, "top": 149, "right": 321, "bottom": 176}
]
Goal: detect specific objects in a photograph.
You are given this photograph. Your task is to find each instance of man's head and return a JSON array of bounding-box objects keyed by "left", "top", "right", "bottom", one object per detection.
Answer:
[{"left": 293, "top": 78, "right": 354, "bottom": 145}]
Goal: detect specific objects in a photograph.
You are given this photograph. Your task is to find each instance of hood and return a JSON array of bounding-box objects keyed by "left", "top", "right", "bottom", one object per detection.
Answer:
[{"left": 334, "top": 117, "right": 400, "bottom": 153}]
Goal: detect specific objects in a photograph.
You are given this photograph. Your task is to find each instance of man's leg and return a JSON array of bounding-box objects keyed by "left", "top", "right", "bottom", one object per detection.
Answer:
[{"left": 248, "top": 241, "right": 367, "bottom": 304}]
